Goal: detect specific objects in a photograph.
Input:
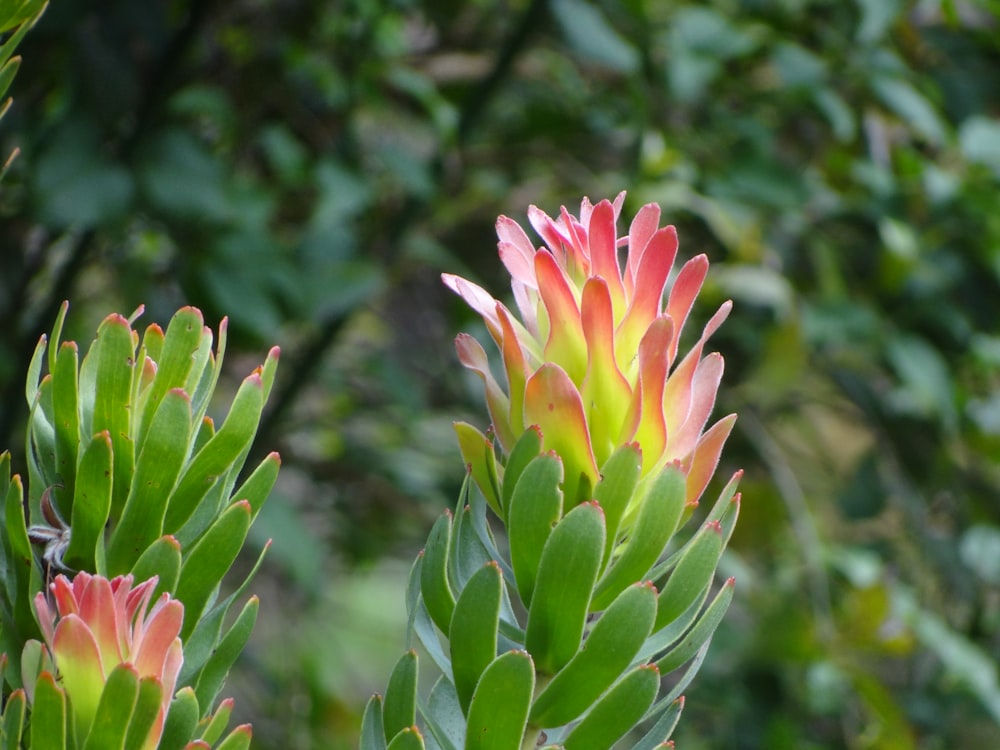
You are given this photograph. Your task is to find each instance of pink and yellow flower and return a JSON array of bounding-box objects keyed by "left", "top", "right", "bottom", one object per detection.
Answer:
[
  {"left": 445, "top": 193, "right": 735, "bottom": 508},
  {"left": 33, "top": 572, "right": 184, "bottom": 749}
]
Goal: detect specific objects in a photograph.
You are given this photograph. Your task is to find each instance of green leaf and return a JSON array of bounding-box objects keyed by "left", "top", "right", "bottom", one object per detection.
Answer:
[
  {"left": 507, "top": 453, "right": 563, "bottom": 608},
  {"left": 551, "top": 0, "right": 639, "bottom": 73},
  {"left": 453, "top": 422, "right": 501, "bottom": 516},
  {"left": 213, "top": 725, "right": 253, "bottom": 750},
  {"left": 63, "top": 431, "right": 114, "bottom": 571},
  {"left": 29, "top": 672, "right": 67, "bottom": 750},
  {"left": 561, "top": 665, "right": 660, "bottom": 750},
  {"left": 88, "top": 313, "right": 138, "bottom": 522},
  {"left": 633, "top": 697, "right": 685, "bottom": 750},
  {"left": 655, "top": 578, "right": 735, "bottom": 673},
  {"left": 465, "top": 650, "right": 534, "bottom": 750},
  {"left": 500, "top": 426, "right": 543, "bottom": 518},
  {"left": 530, "top": 581, "right": 657, "bottom": 728},
  {"left": 50, "top": 341, "right": 80, "bottom": 506},
  {"left": 386, "top": 728, "right": 425, "bottom": 750},
  {"left": 591, "top": 465, "right": 686, "bottom": 610},
  {"left": 137, "top": 307, "right": 205, "bottom": 449},
  {"left": 130, "top": 534, "right": 183, "bottom": 598},
  {"left": 872, "top": 76, "right": 947, "bottom": 147},
  {"left": 359, "top": 694, "right": 388, "bottom": 750},
  {"left": 593, "top": 444, "right": 642, "bottom": 570},
  {"left": 525, "top": 501, "right": 605, "bottom": 675},
  {"left": 163, "top": 372, "right": 264, "bottom": 533},
  {"left": 108, "top": 388, "right": 192, "bottom": 574},
  {"left": 193, "top": 595, "right": 259, "bottom": 713},
  {"left": 175, "top": 500, "right": 252, "bottom": 638},
  {"left": 1, "top": 688, "right": 26, "bottom": 750},
  {"left": 124, "top": 677, "right": 166, "bottom": 750},
  {"left": 83, "top": 663, "right": 140, "bottom": 750},
  {"left": 383, "top": 650, "right": 418, "bottom": 740},
  {"left": 231, "top": 451, "right": 281, "bottom": 521},
  {"left": 420, "top": 511, "right": 456, "bottom": 634},
  {"left": 197, "top": 698, "right": 234, "bottom": 746},
  {"left": 654, "top": 521, "right": 724, "bottom": 632},
  {"left": 450, "top": 561, "right": 502, "bottom": 714},
  {"left": 159, "top": 687, "right": 200, "bottom": 750},
  {"left": 423, "top": 677, "right": 464, "bottom": 750}
]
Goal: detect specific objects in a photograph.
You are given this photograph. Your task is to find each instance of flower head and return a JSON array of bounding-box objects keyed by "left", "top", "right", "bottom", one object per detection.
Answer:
[
  {"left": 444, "top": 193, "right": 735, "bottom": 507},
  {"left": 33, "top": 572, "right": 183, "bottom": 749}
]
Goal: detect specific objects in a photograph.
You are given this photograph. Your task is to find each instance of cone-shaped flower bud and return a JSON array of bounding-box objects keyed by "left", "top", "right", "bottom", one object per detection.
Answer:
[
  {"left": 444, "top": 194, "right": 735, "bottom": 508},
  {"left": 33, "top": 572, "right": 183, "bottom": 749}
]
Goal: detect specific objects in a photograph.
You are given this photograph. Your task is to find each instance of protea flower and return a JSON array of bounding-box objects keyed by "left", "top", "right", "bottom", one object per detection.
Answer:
[
  {"left": 444, "top": 192, "right": 735, "bottom": 509},
  {"left": 32, "top": 572, "right": 183, "bottom": 749}
]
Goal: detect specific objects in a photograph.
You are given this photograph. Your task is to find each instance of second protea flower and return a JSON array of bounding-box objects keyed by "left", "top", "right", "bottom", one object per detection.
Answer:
[
  {"left": 445, "top": 193, "right": 735, "bottom": 510},
  {"left": 28, "top": 572, "right": 183, "bottom": 749}
]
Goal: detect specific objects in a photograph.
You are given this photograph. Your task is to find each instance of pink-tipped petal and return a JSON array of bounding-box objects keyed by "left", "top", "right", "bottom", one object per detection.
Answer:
[
  {"left": 528, "top": 205, "right": 569, "bottom": 259},
  {"left": 497, "top": 305, "right": 529, "bottom": 439},
  {"left": 441, "top": 274, "right": 503, "bottom": 342},
  {"left": 580, "top": 278, "right": 632, "bottom": 463},
  {"left": 662, "top": 302, "right": 732, "bottom": 435},
  {"left": 456, "top": 334, "right": 514, "bottom": 450},
  {"left": 559, "top": 205, "right": 591, "bottom": 277},
  {"left": 621, "top": 317, "right": 674, "bottom": 473},
  {"left": 132, "top": 598, "right": 183, "bottom": 678},
  {"left": 665, "top": 255, "right": 709, "bottom": 361},
  {"left": 587, "top": 199, "right": 626, "bottom": 320},
  {"left": 78, "top": 574, "right": 124, "bottom": 668},
  {"left": 52, "top": 575, "right": 82, "bottom": 618},
  {"left": 685, "top": 414, "right": 737, "bottom": 505},
  {"left": 496, "top": 215, "right": 537, "bottom": 268},
  {"left": 616, "top": 227, "right": 678, "bottom": 372},
  {"left": 667, "top": 353, "right": 725, "bottom": 461},
  {"left": 535, "top": 250, "right": 588, "bottom": 385},
  {"left": 499, "top": 241, "right": 537, "bottom": 289},
  {"left": 34, "top": 593, "right": 56, "bottom": 647},
  {"left": 524, "top": 363, "right": 599, "bottom": 507},
  {"left": 624, "top": 204, "right": 662, "bottom": 294}
]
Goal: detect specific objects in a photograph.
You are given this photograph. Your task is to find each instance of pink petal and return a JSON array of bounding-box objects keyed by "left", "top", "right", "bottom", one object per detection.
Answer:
[
  {"left": 523, "top": 363, "right": 599, "bottom": 508},
  {"left": 665, "top": 255, "right": 709, "bottom": 361},
  {"left": 662, "top": 302, "right": 732, "bottom": 436},
  {"left": 511, "top": 281, "right": 540, "bottom": 340},
  {"left": 52, "top": 574, "right": 82, "bottom": 618},
  {"left": 132, "top": 598, "right": 183, "bottom": 679},
  {"left": 624, "top": 203, "right": 662, "bottom": 295},
  {"left": 499, "top": 242, "right": 537, "bottom": 289},
  {"left": 34, "top": 593, "right": 56, "bottom": 647},
  {"left": 78, "top": 574, "right": 124, "bottom": 668},
  {"left": 587, "top": 200, "right": 626, "bottom": 320},
  {"left": 685, "top": 414, "right": 737, "bottom": 506},
  {"left": 496, "top": 215, "right": 537, "bottom": 265},
  {"left": 580, "top": 278, "right": 632, "bottom": 464},
  {"left": 441, "top": 274, "right": 503, "bottom": 342},
  {"left": 528, "top": 205, "right": 569, "bottom": 259},
  {"left": 616, "top": 227, "right": 678, "bottom": 373},
  {"left": 559, "top": 205, "right": 590, "bottom": 276},
  {"left": 535, "top": 250, "right": 588, "bottom": 385},
  {"left": 667, "top": 353, "right": 725, "bottom": 461},
  {"left": 455, "top": 334, "right": 514, "bottom": 450}
]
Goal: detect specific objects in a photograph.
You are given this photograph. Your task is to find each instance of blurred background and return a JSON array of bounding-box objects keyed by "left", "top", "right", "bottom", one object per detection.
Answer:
[{"left": 2, "top": 0, "right": 1000, "bottom": 747}]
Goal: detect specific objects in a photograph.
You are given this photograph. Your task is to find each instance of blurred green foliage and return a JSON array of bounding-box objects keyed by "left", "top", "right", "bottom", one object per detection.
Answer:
[{"left": 2, "top": 0, "right": 1000, "bottom": 747}]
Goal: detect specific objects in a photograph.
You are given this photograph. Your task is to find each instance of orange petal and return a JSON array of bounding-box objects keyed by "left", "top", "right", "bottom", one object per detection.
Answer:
[
  {"left": 667, "top": 352, "right": 725, "bottom": 462},
  {"left": 496, "top": 304, "right": 530, "bottom": 439},
  {"left": 535, "top": 250, "right": 588, "bottom": 385},
  {"left": 132, "top": 597, "right": 183, "bottom": 679},
  {"left": 621, "top": 317, "right": 674, "bottom": 473},
  {"left": 616, "top": 227, "right": 677, "bottom": 374},
  {"left": 581, "top": 278, "right": 633, "bottom": 464},
  {"left": 666, "top": 254, "right": 709, "bottom": 362},
  {"left": 78, "top": 574, "right": 124, "bottom": 668},
  {"left": 524, "top": 363, "right": 599, "bottom": 508},
  {"left": 624, "top": 203, "right": 662, "bottom": 296},
  {"left": 685, "top": 414, "right": 737, "bottom": 505},
  {"left": 587, "top": 199, "right": 626, "bottom": 321}
]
